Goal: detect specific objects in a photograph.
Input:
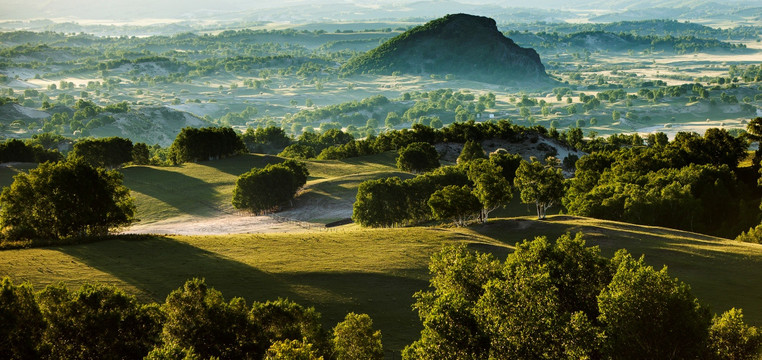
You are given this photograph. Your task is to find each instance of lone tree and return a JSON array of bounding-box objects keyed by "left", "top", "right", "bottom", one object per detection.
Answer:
[
  {"left": 396, "top": 142, "right": 440, "bottom": 173},
  {"left": 467, "top": 158, "right": 512, "bottom": 223},
  {"left": 514, "top": 157, "right": 564, "bottom": 219},
  {"left": 0, "top": 160, "right": 135, "bottom": 240},
  {"left": 332, "top": 313, "right": 383, "bottom": 360},
  {"left": 428, "top": 185, "right": 481, "bottom": 227},
  {"left": 232, "top": 160, "right": 308, "bottom": 214}
]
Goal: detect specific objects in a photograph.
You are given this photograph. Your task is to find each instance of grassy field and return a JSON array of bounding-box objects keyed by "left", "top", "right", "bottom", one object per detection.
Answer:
[
  {"left": 120, "top": 151, "right": 401, "bottom": 223},
  {"left": 2, "top": 216, "right": 761, "bottom": 353}
]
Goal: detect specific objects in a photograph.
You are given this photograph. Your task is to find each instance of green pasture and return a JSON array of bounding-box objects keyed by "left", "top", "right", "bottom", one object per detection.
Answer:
[{"left": 2, "top": 216, "right": 761, "bottom": 353}]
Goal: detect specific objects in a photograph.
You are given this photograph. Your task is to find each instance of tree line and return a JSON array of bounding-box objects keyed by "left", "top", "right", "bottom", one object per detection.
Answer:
[
  {"left": 565, "top": 127, "right": 756, "bottom": 237},
  {"left": 353, "top": 141, "right": 564, "bottom": 227},
  {"left": 1, "top": 277, "right": 383, "bottom": 360}
]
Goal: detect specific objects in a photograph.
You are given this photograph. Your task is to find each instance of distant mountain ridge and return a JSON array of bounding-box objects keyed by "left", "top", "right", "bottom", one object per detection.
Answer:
[{"left": 341, "top": 14, "right": 549, "bottom": 85}]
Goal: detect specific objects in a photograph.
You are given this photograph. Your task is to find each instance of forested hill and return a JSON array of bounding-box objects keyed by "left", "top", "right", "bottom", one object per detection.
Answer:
[{"left": 341, "top": 14, "right": 549, "bottom": 85}]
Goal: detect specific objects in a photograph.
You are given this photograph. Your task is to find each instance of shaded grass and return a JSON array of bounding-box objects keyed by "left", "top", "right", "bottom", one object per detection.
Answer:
[
  {"left": 0, "top": 163, "right": 36, "bottom": 188},
  {"left": 0, "top": 228, "right": 493, "bottom": 353},
  {"left": 121, "top": 152, "right": 401, "bottom": 223},
  {"left": 3, "top": 217, "right": 762, "bottom": 353}
]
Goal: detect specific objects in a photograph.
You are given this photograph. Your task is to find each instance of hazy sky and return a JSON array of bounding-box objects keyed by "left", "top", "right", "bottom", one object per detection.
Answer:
[{"left": 1, "top": 0, "right": 758, "bottom": 21}]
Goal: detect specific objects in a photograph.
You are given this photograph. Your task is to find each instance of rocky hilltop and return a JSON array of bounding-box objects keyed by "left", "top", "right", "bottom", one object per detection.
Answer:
[{"left": 342, "top": 13, "right": 548, "bottom": 85}]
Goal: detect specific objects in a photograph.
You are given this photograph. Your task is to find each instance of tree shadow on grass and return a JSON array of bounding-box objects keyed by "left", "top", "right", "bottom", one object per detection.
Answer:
[
  {"left": 58, "top": 235, "right": 297, "bottom": 303},
  {"left": 58, "top": 235, "right": 431, "bottom": 353},
  {"left": 276, "top": 271, "right": 428, "bottom": 354},
  {"left": 121, "top": 166, "right": 222, "bottom": 217},
  {"left": 200, "top": 153, "right": 284, "bottom": 177}
]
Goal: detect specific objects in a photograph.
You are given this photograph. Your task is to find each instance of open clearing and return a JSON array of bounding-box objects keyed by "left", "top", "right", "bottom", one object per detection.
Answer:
[{"left": 2, "top": 216, "right": 761, "bottom": 353}]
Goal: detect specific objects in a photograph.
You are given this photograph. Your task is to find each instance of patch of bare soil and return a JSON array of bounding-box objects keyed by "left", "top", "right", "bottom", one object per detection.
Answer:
[{"left": 122, "top": 213, "right": 323, "bottom": 235}]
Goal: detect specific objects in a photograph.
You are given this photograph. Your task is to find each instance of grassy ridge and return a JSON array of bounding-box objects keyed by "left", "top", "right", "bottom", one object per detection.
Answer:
[{"left": 2, "top": 216, "right": 761, "bottom": 352}]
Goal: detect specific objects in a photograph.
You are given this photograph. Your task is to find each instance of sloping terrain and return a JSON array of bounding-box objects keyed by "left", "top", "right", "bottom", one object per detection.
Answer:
[{"left": 1, "top": 217, "right": 761, "bottom": 353}]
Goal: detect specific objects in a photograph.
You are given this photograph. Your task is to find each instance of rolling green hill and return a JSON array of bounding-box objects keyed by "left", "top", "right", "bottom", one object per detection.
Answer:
[
  {"left": 3, "top": 151, "right": 762, "bottom": 352},
  {"left": 1, "top": 216, "right": 762, "bottom": 353}
]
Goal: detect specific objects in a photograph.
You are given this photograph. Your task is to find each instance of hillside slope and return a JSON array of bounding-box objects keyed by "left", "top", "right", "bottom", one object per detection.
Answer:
[
  {"left": 342, "top": 13, "right": 549, "bottom": 85},
  {"left": 1, "top": 216, "right": 761, "bottom": 353}
]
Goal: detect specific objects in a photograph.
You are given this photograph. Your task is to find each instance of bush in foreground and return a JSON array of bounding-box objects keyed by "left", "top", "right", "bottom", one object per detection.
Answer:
[
  {"left": 0, "top": 160, "right": 135, "bottom": 241},
  {"left": 403, "top": 234, "right": 762, "bottom": 359}
]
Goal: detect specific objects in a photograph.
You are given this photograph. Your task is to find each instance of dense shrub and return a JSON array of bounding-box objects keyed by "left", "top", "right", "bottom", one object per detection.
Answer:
[
  {"left": 232, "top": 160, "right": 308, "bottom": 213},
  {"left": 0, "top": 160, "right": 135, "bottom": 241},
  {"left": 169, "top": 127, "right": 245, "bottom": 164}
]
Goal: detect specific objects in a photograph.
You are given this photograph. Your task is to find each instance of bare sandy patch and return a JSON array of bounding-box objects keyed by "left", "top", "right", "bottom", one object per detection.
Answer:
[{"left": 122, "top": 213, "right": 322, "bottom": 235}]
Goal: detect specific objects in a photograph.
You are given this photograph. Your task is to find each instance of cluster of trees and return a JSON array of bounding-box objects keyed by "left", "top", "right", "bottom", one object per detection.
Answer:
[
  {"left": 232, "top": 160, "right": 309, "bottom": 214},
  {"left": 565, "top": 128, "right": 754, "bottom": 237},
  {"left": 287, "top": 120, "right": 573, "bottom": 162},
  {"left": 507, "top": 29, "right": 746, "bottom": 53},
  {"left": 169, "top": 127, "right": 245, "bottom": 164},
  {"left": 0, "top": 135, "right": 155, "bottom": 168},
  {"left": 403, "top": 235, "right": 762, "bottom": 359},
  {"left": 1, "top": 277, "right": 383, "bottom": 360},
  {"left": 69, "top": 136, "right": 135, "bottom": 169},
  {"left": 0, "top": 139, "right": 61, "bottom": 163},
  {"left": 353, "top": 143, "right": 552, "bottom": 227},
  {"left": 0, "top": 160, "right": 134, "bottom": 243},
  {"left": 241, "top": 126, "right": 291, "bottom": 154}
]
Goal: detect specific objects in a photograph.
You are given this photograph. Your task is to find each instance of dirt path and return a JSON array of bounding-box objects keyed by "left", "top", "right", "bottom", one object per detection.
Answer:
[{"left": 122, "top": 213, "right": 325, "bottom": 236}]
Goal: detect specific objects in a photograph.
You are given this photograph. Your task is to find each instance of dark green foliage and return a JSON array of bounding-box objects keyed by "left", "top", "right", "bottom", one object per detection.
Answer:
[
  {"left": 161, "top": 278, "right": 263, "bottom": 360},
  {"left": 279, "top": 144, "right": 316, "bottom": 159},
  {"left": 316, "top": 139, "right": 377, "bottom": 160},
  {"left": 341, "top": 14, "right": 547, "bottom": 84},
  {"left": 403, "top": 246, "right": 500, "bottom": 360},
  {"left": 488, "top": 152, "right": 523, "bottom": 183},
  {"left": 352, "top": 177, "right": 410, "bottom": 227},
  {"left": 0, "top": 278, "right": 45, "bottom": 360},
  {"left": 332, "top": 313, "right": 384, "bottom": 360},
  {"left": 242, "top": 126, "right": 291, "bottom": 154},
  {"left": 598, "top": 251, "right": 711, "bottom": 359},
  {"left": 0, "top": 139, "right": 62, "bottom": 163},
  {"left": 565, "top": 128, "right": 751, "bottom": 236},
  {"left": 144, "top": 342, "right": 201, "bottom": 360},
  {"left": 0, "top": 160, "right": 135, "bottom": 240},
  {"left": 169, "top": 127, "right": 245, "bottom": 164},
  {"left": 405, "top": 235, "right": 758, "bottom": 360},
  {"left": 250, "top": 298, "right": 330, "bottom": 358},
  {"left": 514, "top": 158, "right": 565, "bottom": 219},
  {"left": 37, "top": 283, "right": 162, "bottom": 360},
  {"left": 353, "top": 166, "right": 471, "bottom": 227},
  {"left": 646, "top": 132, "right": 670, "bottom": 147},
  {"left": 428, "top": 185, "right": 482, "bottom": 227},
  {"left": 467, "top": 159, "right": 512, "bottom": 223},
  {"left": 396, "top": 142, "right": 440, "bottom": 173},
  {"left": 474, "top": 235, "right": 607, "bottom": 359},
  {"left": 456, "top": 140, "right": 486, "bottom": 164},
  {"left": 265, "top": 339, "right": 322, "bottom": 360},
  {"left": 132, "top": 142, "right": 151, "bottom": 165},
  {"left": 506, "top": 28, "right": 746, "bottom": 54},
  {"left": 232, "top": 160, "right": 308, "bottom": 213},
  {"left": 736, "top": 223, "right": 762, "bottom": 243},
  {"left": 69, "top": 136, "right": 133, "bottom": 169},
  {"left": 708, "top": 308, "right": 762, "bottom": 360}
]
